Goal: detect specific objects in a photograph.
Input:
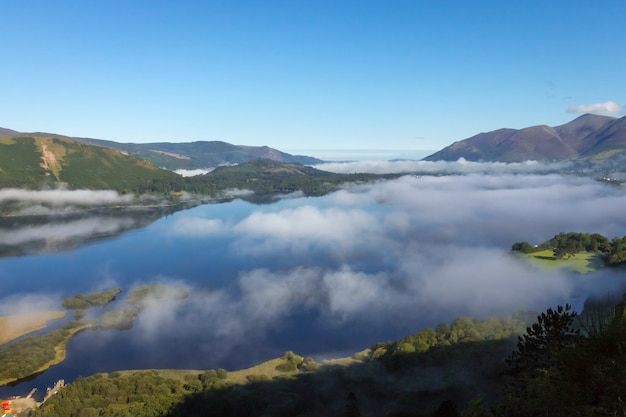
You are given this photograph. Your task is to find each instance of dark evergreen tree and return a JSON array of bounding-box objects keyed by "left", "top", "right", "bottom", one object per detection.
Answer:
[
  {"left": 433, "top": 400, "right": 459, "bottom": 417},
  {"left": 503, "top": 304, "right": 582, "bottom": 416},
  {"left": 345, "top": 392, "right": 361, "bottom": 417}
]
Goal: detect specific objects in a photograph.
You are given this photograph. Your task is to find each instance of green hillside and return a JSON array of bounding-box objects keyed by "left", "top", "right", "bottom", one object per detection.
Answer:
[
  {"left": 0, "top": 137, "right": 49, "bottom": 188},
  {"left": 0, "top": 136, "right": 183, "bottom": 193},
  {"left": 0, "top": 136, "right": 394, "bottom": 207},
  {"left": 511, "top": 232, "right": 626, "bottom": 269}
]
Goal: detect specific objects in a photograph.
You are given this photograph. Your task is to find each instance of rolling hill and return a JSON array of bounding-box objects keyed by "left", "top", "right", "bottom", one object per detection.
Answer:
[
  {"left": 0, "top": 128, "right": 323, "bottom": 170},
  {"left": 424, "top": 113, "right": 626, "bottom": 165},
  {"left": 73, "top": 137, "right": 323, "bottom": 169},
  {"left": 0, "top": 134, "right": 182, "bottom": 192},
  {"left": 201, "top": 158, "right": 391, "bottom": 200},
  {"left": 0, "top": 130, "right": 387, "bottom": 205}
]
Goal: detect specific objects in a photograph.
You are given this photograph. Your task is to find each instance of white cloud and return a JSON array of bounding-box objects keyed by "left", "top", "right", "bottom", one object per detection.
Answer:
[
  {"left": 219, "top": 188, "right": 254, "bottom": 198},
  {"left": 0, "top": 293, "right": 62, "bottom": 315},
  {"left": 567, "top": 100, "right": 624, "bottom": 115},
  {"left": 238, "top": 268, "right": 324, "bottom": 320},
  {"left": 0, "top": 188, "right": 134, "bottom": 206},
  {"left": 170, "top": 216, "right": 224, "bottom": 236},
  {"left": 321, "top": 267, "right": 394, "bottom": 320},
  {"left": 173, "top": 168, "right": 214, "bottom": 177},
  {"left": 234, "top": 205, "right": 379, "bottom": 245},
  {"left": 0, "top": 217, "right": 136, "bottom": 246},
  {"left": 313, "top": 159, "right": 568, "bottom": 175}
]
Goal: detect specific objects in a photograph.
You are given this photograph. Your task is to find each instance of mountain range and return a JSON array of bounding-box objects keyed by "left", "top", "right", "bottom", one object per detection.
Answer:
[
  {"left": 0, "top": 130, "right": 384, "bottom": 209},
  {"left": 0, "top": 128, "right": 322, "bottom": 170},
  {"left": 3, "top": 112, "right": 626, "bottom": 195},
  {"left": 73, "top": 137, "right": 323, "bottom": 169},
  {"left": 424, "top": 113, "right": 626, "bottom": 165}
]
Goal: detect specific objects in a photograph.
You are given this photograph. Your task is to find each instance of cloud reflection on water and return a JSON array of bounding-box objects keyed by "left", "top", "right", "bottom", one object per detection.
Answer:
[
  {"left": 2, "top": 168, "right": 626, "bottom": 380},
  {"left": 145, "top": 172, "right": 626, "bottom": 365}
]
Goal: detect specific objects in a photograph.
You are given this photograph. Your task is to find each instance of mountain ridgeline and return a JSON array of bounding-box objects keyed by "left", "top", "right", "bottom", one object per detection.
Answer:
[
  {"left": 425, "top": 113, "right": 626, "bottom": 166},
  {"left": 3, "top": 113, "right": 626, "bottom": 203},
  {"left": 0, "top": 128, "right": 322, "bottom": 170},
  {"left": 0, "top": 133, "right": 389, "bottom": 206},
  {"left": 74, "top": 138, "right": 323, "bottom": 170}
]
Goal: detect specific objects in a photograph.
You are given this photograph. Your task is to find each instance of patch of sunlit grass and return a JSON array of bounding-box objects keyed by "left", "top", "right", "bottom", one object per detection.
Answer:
[{"left": 527, "top": 250, "right": 604, "bottom": 274}]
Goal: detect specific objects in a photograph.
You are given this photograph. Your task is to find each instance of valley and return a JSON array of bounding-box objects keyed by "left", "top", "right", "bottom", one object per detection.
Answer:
[{"left": 1, "top": 117, "right": 626, "bottom": 416}]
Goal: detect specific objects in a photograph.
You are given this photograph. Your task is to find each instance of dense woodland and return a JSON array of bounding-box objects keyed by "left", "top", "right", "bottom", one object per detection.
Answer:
[{"left": 511, "top": 232, "right": 626, "bottom": 266}]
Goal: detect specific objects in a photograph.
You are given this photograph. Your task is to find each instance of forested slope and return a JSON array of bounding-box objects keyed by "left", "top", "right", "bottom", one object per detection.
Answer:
[{"left": 30, "top": 299, "right": 626, "bottom": 417}]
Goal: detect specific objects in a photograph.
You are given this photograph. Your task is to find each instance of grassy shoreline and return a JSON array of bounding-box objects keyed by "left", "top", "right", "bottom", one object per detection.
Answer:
[
  {"left": 0, "top": 321, "right": 96, "bottom": 387},
  {"left": 43, "top": 324, "right": 95, "bottom": 373}
]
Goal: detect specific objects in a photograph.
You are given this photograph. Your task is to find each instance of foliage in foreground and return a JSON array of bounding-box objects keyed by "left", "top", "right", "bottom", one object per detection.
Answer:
[
  {"left": 496, "top": 299, "right": 626, "bottom": 416},
  {"left": 32, "top": 315, "right": 529, "bottom": 417},
  {"left": 28, "top": 297, "right": 626, "bottom": 417}
]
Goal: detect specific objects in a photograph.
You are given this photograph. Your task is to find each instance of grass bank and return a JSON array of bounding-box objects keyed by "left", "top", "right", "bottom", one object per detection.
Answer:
[
  {"left": 527, "top": 249, "right": 605, "bottom": 273},
  {"left": 0, "top": 321, "right": 95, "bottom": 386}
]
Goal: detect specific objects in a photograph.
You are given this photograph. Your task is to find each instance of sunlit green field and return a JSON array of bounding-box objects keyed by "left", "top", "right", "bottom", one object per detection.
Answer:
[{"left": 527, "top": 249, "right": 605, "bottom": 273}]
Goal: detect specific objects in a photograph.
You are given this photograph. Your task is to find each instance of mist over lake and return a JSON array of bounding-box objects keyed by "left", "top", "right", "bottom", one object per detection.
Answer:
[{"left": 2, "top": 171, "right": 626, "bottom": 398}]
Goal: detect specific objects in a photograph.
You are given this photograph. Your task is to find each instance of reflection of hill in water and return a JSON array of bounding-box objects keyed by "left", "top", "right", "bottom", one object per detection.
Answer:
[{"left": 0, "top": 205, "right": 190, "bottom": 257}]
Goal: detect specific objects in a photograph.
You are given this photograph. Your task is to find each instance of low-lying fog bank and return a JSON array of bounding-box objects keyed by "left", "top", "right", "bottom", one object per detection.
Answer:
[{"left": 1, "top": 169, "right": 625, "bottom": 393}]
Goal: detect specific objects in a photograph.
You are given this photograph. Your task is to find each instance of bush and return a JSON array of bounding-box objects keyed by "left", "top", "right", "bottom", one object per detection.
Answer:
[
  {"left": 246, "top": 374, "right": 270, "bottom": 382},
  {"left": 275, "top": 362, "right": 297, "bottom": 372}
]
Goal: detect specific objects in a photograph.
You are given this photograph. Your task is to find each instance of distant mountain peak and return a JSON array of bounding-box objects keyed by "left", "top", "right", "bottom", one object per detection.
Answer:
[{"left": 424, "top": 114, "right": 625, "bottom": 164}]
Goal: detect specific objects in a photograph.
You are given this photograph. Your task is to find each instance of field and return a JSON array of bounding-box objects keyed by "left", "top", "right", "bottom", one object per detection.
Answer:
[
  {"left": 115, "top": 354, "right": 310, "bottom": 385},
  {"left": 227, "top": 355, "right": 304, "bottom": 384},
  {"left": 527, "top": 249, "right": 605, "bottom": 274},
  {"left": 0, "top": 311, "right": 66, "bottom": 345}
]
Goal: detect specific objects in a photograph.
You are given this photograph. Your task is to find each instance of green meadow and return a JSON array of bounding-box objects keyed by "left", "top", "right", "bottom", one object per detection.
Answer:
[{"left": 527, "top": 249, "right": 605, "bottom": 273}]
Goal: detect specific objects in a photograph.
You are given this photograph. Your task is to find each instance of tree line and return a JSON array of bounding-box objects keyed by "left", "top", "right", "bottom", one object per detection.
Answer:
[
  {"left": 29, "top": 297, "right": 626, "bottom": 416},
  {"left": 29, "top": 314, "right": 532, "bottom": 416}
]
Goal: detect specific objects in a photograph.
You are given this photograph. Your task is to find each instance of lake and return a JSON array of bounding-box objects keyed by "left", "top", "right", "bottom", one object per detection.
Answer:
[{"left": 2, "top": 173, "right": 626, "bottom": 399}]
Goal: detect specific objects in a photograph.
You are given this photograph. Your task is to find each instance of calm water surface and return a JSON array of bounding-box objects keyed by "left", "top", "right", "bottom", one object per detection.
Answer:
[
  {"left": 2, "top": 175, "right": 626, "bottom": 399},
  {"left": 0, "top": 198, "right": 399, "bottom": 398}
]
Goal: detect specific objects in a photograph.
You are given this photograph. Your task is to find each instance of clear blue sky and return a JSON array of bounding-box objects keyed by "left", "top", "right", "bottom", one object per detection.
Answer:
[{"left": 2, "top": 0, "right": 625, "bottom": 153}]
